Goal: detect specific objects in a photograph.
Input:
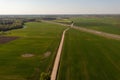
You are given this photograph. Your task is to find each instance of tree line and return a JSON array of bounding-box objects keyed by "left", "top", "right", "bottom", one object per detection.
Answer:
[{"left": 0, "top": 18, "right": 41, "bottom": 32}]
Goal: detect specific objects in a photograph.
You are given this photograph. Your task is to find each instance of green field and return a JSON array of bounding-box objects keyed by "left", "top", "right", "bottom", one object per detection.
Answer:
[
  {"left": 71, "top": 17, "right": 120, "bottom": 35},
  {"left": 57, "top": 29, "right": 120, "bottom": 80},
  {"left": 0, "top": 22, "right": 66, "bottom": 80},
  {"left": 54, "top": 19, "right": 72, "bottom": 25}
]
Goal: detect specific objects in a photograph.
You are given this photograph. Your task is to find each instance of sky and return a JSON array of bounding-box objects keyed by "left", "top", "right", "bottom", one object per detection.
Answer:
[{"left": 0, "top": 0, "right": 120, "bottom": 14}]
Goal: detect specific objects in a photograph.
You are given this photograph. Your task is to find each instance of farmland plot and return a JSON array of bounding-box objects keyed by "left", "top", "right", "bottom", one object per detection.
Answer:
[
  {"left": 57, "top": 29, "right": 120, "bottom": 80},
  {"left": 0, "top": 22, "right": 66, "bottom": 80}
]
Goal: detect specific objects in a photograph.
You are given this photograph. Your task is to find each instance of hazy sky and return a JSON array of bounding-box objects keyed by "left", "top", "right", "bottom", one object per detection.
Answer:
[{"left": 0, "top": 0, "right": 120, "bottom": 14}]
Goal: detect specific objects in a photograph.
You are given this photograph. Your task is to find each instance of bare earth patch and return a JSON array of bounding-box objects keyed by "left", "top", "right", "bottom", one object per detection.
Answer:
[
  {"left": 0, "top": 36, "right": 18, "bottom": 44},
  {"left": 44, "top": 51, "right": 51, "bottom": 58},
  {"left": 22, "top": 54, "right": 34, "bottom": 58}
]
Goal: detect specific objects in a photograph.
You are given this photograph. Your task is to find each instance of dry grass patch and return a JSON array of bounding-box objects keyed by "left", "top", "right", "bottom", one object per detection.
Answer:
[
  {"left": 21, "top": 53, "right": 35, "bottom": 58},
  {"left": 44, "top": 51, "right": 51, "bottom": 58}
]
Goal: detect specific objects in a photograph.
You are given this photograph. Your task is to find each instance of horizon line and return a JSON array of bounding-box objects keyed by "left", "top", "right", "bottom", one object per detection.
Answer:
[{"left": 0, "top": 13, "right": 120, "bottom": 15}]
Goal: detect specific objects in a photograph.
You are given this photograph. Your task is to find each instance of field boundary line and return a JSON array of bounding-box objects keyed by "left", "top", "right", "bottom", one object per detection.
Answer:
[{"left": 51, "top": 28, "right": 69, "bottom": 80}]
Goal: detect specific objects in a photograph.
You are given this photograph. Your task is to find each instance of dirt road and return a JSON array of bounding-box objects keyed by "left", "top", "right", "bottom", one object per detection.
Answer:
[
  {"left": 72, "top": 26, "right": 120, "bottom": 40},
  {"left": 44, "top": 21, "right": 120, "bottom": 80},
  {"left": 51, "top": 28, "right": 69, "bottom": 80},
  {"left": 45, "top": 21, "right": 120, "bottom": 40}
]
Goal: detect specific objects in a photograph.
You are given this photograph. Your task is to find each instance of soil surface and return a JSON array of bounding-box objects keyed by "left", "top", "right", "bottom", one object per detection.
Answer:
[
  {"left": 0, "top": 36, "right": 18, "bottom": 44},
  {"left": 44, "top": 51, "right": 51, "bottom": 57}
]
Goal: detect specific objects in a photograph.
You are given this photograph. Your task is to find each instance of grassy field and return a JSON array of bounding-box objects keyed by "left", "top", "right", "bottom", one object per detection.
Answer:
[
  {"left": 53, "top": 19, "right": 72, "bottom": 25},
  {"left": 71, "top": 17, "right": 120, "bottom": 35},
  {"left": 57, "top": 28, "right": 120, "bottom": 80},
  {"left": 0, "top": 22, "right": 66, "bottom": 80}
]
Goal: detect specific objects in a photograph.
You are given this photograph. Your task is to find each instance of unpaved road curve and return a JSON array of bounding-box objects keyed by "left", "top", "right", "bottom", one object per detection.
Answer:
[
  {"left": 44, "top": 20, "right": 120, "bottom": 40},
  {"left": 51, "top": 28, "right": 69, "bottom": 80}
]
